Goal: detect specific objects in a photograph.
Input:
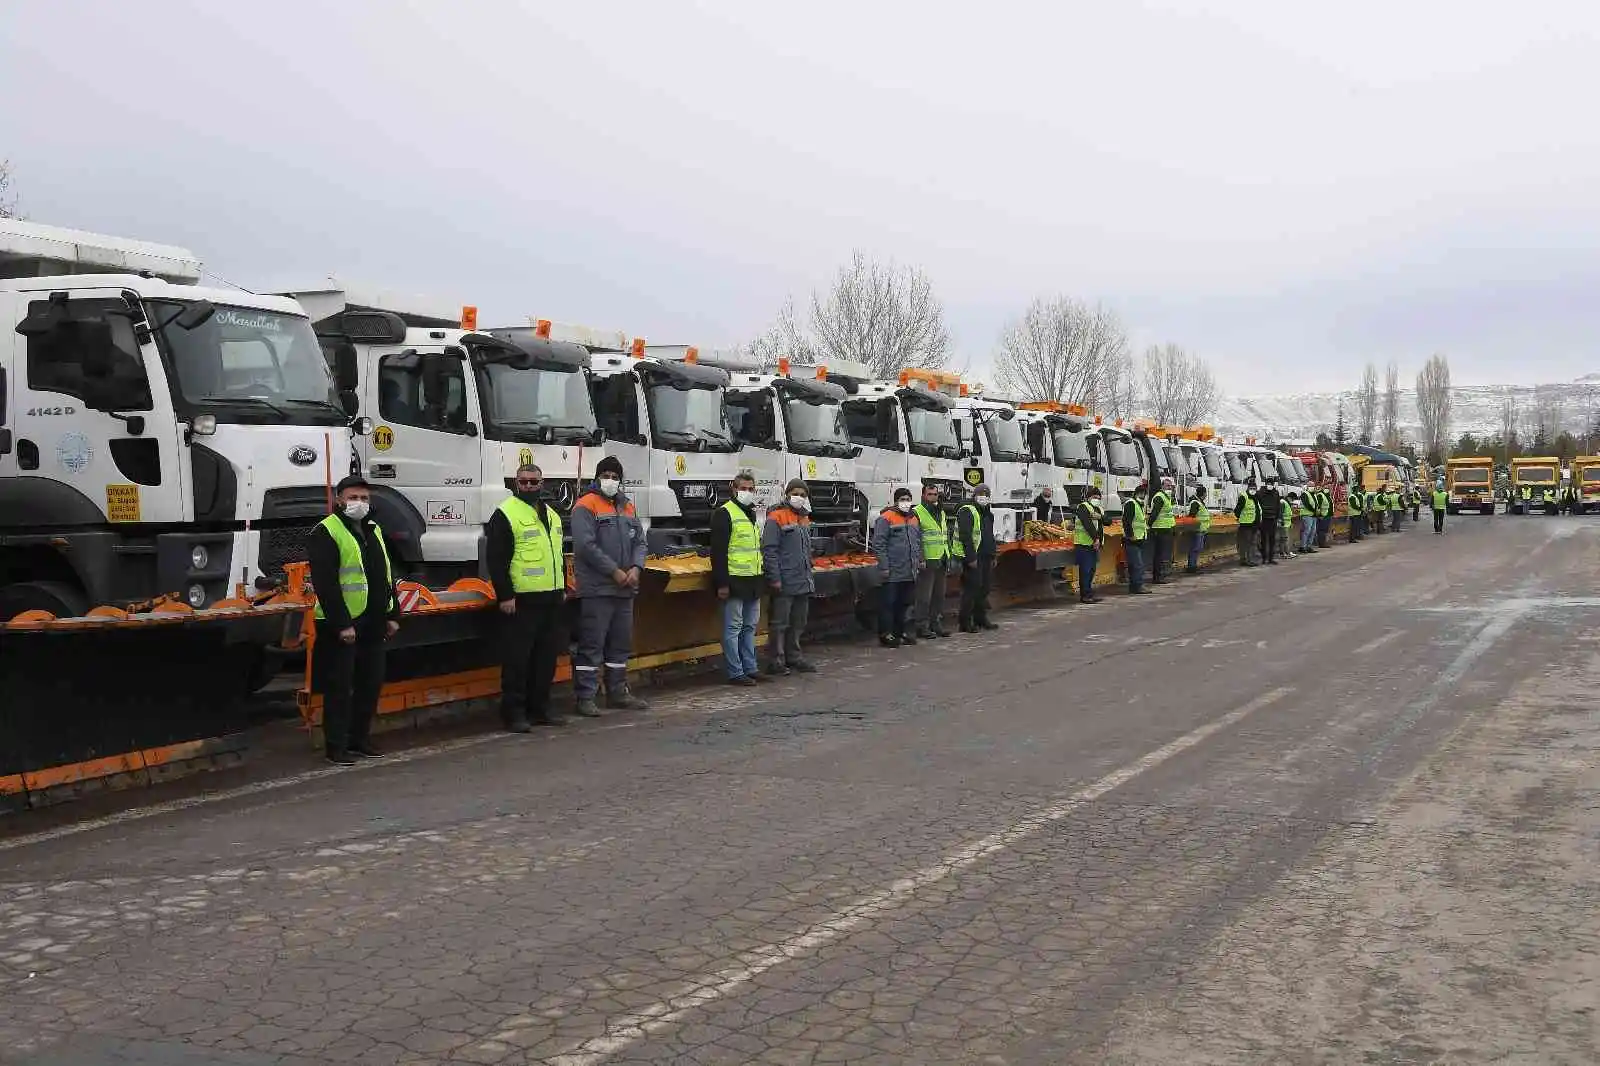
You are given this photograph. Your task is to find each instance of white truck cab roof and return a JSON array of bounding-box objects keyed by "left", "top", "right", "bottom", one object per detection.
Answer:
[{"left": 0, "top": 218, "right": 200, "bottom": 285}]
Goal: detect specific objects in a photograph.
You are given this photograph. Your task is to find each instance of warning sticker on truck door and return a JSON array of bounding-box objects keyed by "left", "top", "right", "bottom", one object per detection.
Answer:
[{"left": 106, "top": 484, "right": 141, "bottom": 522}]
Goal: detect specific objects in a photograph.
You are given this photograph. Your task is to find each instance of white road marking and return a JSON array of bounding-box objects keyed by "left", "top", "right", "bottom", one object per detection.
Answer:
[
  {"left": 541, "top": 686, "right": 1295, "bottom": 1066},
  {"left": 1353, "top": 628, "right": 1402, "bottom": 655}
]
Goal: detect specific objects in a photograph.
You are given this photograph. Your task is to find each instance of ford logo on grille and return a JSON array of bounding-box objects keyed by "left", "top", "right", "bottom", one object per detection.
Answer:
[{"left": 288, "top": 445, "right": 318, "bottom": 467}]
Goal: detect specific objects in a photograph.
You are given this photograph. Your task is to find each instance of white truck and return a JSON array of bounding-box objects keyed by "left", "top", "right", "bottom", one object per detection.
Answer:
[
  {"left": 1177, "top": 436, "right": 1229, "bottom": 510},
  {"left": 275, "top": 288, "right": 602, "bottom": 585},
  {"left": 952, "top": 394, "right": 1031, "bottom": 540},
  {"left": 0, "top": 220, "right": 360, "bottom": 621},
  {"left": 1089, "top": 423, "right": 1144, "bottom": 518},
  {"left": 1016, "top": 405, "right": 1094, "bottom": 524},
  {"left": 721, "top": 355, "right": 865, "bottom": 550},
  {"left": 835, "top": 368, "right": 968, "bottom": 525}
]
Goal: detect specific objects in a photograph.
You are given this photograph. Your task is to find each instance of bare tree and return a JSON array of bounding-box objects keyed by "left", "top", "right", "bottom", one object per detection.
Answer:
[
  {"left": 743, "top": 295, "right": 819, "bottom": 366},
  {"left": 1414, "top": 353, "right": 1452, "bottom": 463},
  {"left": 1381, "top": 361, "right": 1401, "bottom": 448},
  {"left": 0, "top": 159, "right": 18, "bottom": 219},
  {"left": 993, "top": 297, "right": 1127, "bottom": 407},
  {"left": 1142, "top": 343, "right": 1220, "bottom": 426},
  {"left": 1499, "top": 394, "right": 1519, "bottom": 450},
  {"left": 1357, "top": 363, "right": 1378, "bottom": 444},
  {"left": 808, "top": 250, "right": 949, "bottom": 377},
  {"left": 1531, "top": 385, "right": 1565, "bottom": 449},
  {"left": 1102, "top": 346, "right": 1141, "bottom": 421}
]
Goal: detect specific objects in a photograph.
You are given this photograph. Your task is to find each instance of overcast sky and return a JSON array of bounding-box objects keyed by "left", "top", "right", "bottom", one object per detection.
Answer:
[{"left": 4, "top": 1, "right": 1598, "bottom": 395}]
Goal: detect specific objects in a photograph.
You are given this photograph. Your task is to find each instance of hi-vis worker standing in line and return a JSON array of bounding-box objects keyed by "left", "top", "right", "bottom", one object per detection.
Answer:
[
  {"left": 1185, "top": 485, "right": 1210, "bottom": 574},
  {"left": 487, "top": 463, "right": 568, "bottom": 732},
  {"left": 912, "top": 483, "right": 953, "bottom": 639},
  {"left": 762, "top": 478, "right": 818, "bottom": 676},
  {"left": 1315, "top": 485, "right": 1334, "bottom": 548},
  {"left": 955, "top": 485, "right": 1000, "bottom": 631},
  {"left": 1432, "top": 482, "right": 1448, "bottom": 534},
  {"left": 570, "top": 456, "right": 651, "bottom": 717},
  {"left": 712, "top": 472, "right": 768, "bottom": 687},
  {"left": 1234, "top": 481, "right": 1260, "bottom": 567},
  {"left": 1149, "top": 477, "right": 1177, "bottom": 584},
  {"left": 1075, "top": 486, "right": 1106, "bottom": 602},
  {"left": 1348, "top": 485, "right": 1365, "bottom": 541},
  {"left": 1122, "top": 480, "right": 1152, "bottom": 595},
  {"left": 309, "top": 474, "right": 400, "bottom": 766}
]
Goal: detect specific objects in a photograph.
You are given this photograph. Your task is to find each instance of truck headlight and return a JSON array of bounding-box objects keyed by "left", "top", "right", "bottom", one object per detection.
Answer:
[
  {"left": 190, "top": 415, "right": 217, "bottom": 436},
  {"left": 190, "top": 545, "right": 209, "bottom": 570},
  {"left": 186, "top": 583, "right": 207, "bottom": 609}
]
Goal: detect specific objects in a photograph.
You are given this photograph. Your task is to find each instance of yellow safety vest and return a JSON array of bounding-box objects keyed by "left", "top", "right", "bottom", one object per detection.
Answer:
[
  {"left": 722, "top": 501, "right": 761, "bottom": 577},
  {"left": 1151, "top": 491, "right": 1175, "bottom": 530},
  {"left": 1190, "top": 500, "right": 1211, "bottom": 533},
  {"left": 499, "top": 496, "right": 563, "bottom": 594},
  {"left": 313, "top": 513, "right": 393, "bottom": 621},
  {"left": 1075, "top": 500, "right": 1103, "bottom": 546},
  {"left": 1125, "top": 497, "right": 1148, "bottom": 541},
  {"left": 912, "top": 503, "right": 948, "bottom": 560},
  {"left": 1238, "top": 494, "right": 1258, "bottom": 525}
]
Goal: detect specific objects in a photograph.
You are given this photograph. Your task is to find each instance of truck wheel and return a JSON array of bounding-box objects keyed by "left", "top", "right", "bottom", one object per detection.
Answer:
[{"left": 0, "top": 580, "right": 90, "bottom": 623}]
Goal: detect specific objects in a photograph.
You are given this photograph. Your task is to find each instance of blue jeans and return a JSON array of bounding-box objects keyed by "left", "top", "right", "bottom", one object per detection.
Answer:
[
  {"left": 722, "top": 596, "right": 761, "bottom": 679},
  {"left": 1187, "top": 532, "right": 1205, "bottom": 571},
  {"left": 1125, "top": 540, "right": 1146, "bottom": 592},
  {"left": 1075, "top": 545, "right": 1099, "bottom": 597},
  {"left": 1301, "top": 518, "right": 1315, "bottom": 549}
]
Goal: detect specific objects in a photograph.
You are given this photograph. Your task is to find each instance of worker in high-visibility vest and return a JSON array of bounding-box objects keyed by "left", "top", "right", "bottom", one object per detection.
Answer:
[
  {"left": 912, "top": 482, "right": 953, "bottom": 640},
  {"left": 713, "top": 472, "right": 767, "bottom": 685},
  {"left": 1076, "top": 486, "right": 1106, "bottom": 602},
  {"left": 1185, "top": 485, "right": 1211, "bottom": 575},
  {"left": 1149, "top": 477, "right": 1177, "bottom": 584},
  {"left": 308, "top": 474, "right": 399, "bottom": 766},
  {"left": 1122, "top": 480, "right": 1152, "bottom": 594},
  {"left": 1347, "top": 486, "right": 1365, "bottom": 541},
  {"left": 487, "top": 463, "right": 568, "bottom": 732},
  {"left": 1234, "top": 481, "right": 1260, "bottom": 567},
  {"left": 1431, "top": 481, "right": 1448, "bottom": 534}
]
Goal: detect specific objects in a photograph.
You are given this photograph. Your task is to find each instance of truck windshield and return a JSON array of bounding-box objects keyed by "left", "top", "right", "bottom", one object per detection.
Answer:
[
  {"left": 149, "top": 301, "right": 344, "bottom": 424},
  {"left": 1515, "top": 466, "right": 1555, "bottom": 483},
  {"left": 783, "top": 396, "right": 853, "bottom": 457},
  {"left": 1199, "top": 450, "right": 1224, "bottom": 478},
  {"left": 1051, "top": 428, "right": 1090, "bottom": 468},
  {"left": 1225, "top": 453, "right": 1252, "bottom": 482},
  {"left": 1276, "top": 457, "right": 1303, "bottom": 484},
  {"left": 647, "top": 382, "right": 737, "bottom": 452},
  {"left": 1583, "top": 469, "right": 1600, "bottom": 483},
  {"left": 1104, "top": 437, "right": 1141, "bottom": 476},
  {"left": 983, "top": 415, "right": 1027, "bottom": 463},
  {"left": 1452, "top": 468, "right": 1491, "bottom": 485},
  {"left": 1143, "top": 440, "right": 1173, "bottom": 475},
  {"left": 905, "top": 404, "right": 960, "bottom": 457},
  {"left": 1165, "top": 445, "right": 1190, "bottom": 475},
  {"left": 477, "top": 364, "right": 597, "bottom": 442}
]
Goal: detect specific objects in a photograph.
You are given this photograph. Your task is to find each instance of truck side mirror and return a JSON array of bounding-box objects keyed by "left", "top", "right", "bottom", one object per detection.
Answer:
[
  {"left": 1026, "top": 421, "right": 1046, "bottom": 457},
  {"left": 421, "top": 352, "right": 451, "bottom": 405},
  {"left": 874, "top": 399, "right": 898, "bottom": 445},
  {"left": 0, "top": 367, "right": 9, "bottom": 457},
  {"left": 339, "top": 388, "right": 361, "bottom": 417},
  {"left": 333, "top": 342, "right": 360, "bottom": 393}
]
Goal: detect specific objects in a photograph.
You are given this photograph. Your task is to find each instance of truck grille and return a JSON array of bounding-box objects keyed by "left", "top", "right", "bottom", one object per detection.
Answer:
[
  {"left": 258, "top": 487, "right": 328, "bottom": 582},
  {"left": 258, "top": 521, "right": 319, "bottom": 581}
]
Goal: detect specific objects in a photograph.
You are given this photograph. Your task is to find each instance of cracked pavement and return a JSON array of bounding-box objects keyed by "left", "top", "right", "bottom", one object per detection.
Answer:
[{"left": 2, "top": 516, "right": 1597, "bottom": 1064}]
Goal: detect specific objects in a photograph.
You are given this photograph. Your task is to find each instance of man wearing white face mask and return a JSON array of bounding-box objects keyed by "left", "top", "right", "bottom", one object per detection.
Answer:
[
  {"left": 712, "top": 472, "right": 768, "bottom": 685},
  {"left": 761, "top": 478, "right": 817, "bottom": 676},
  {"left": 570, "top": 456, "right": 650, "bottom": 716},
  {"left": 307, "top": 474, "right": 400, "bottom": 766}
]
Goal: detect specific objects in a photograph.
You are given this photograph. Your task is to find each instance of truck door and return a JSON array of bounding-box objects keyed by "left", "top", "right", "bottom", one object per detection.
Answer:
[
  {"left": 9, "top": 289, "right": 184, "bottom": 526},
  {"left": 589, "top": 371, "right": 653, "bottom": 526},
  {"left": 366, "top": 346, "right": 485, "bottom": 565}
]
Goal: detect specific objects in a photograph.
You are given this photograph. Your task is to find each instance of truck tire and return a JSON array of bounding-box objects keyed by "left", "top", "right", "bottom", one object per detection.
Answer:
[{"left": 0, "top": 580, "right": 90, "bottom": 623}]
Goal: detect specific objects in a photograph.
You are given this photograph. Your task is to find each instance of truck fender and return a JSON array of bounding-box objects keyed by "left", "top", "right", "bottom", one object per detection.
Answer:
[{"left": 366, "top": 488, "right": 427, "bottom": 566}]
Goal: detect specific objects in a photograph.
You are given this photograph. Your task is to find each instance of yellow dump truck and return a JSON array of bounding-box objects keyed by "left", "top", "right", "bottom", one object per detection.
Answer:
[
  {"left": 1573, "top": 456, "right": 1600, "bottom": 515},
  {"left": 1509, "top": 456, "right": 1560, "bottom": 515},
  {"left": 1445, "top": 457, "right": 1495, "bottom": 515}
]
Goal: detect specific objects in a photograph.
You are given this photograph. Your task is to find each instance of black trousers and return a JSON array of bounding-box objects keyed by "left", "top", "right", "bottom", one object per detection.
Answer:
[
  {"left": 959, "top": 555, "right": 994, "bottom": 625},
  {"left": 1258, "top": 515, "right": 1278, "bottom": 563},
  {"left": 314, "top": 618, "right": 386, "bottom": 755},
  {"left": 879, "top": 580, "right": 915, "bottom": 638},
  {"left": 1433, "top": 508, "right": 1445, "bottom": 533},
  {"left": 1151, "top": 530, "right": 1175, "bottom": 582},
  {"left": 501, "top": 592, "right": 565, "bottom": 725}
]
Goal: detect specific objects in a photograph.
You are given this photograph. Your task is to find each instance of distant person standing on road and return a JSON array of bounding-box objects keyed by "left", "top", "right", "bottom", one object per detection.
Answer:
[
  {"left": 309, "top": 474, "right": 400, "bottom": 766},
  {"left": 1185, "top": 485, "right": 1210, "bottom": 575},
  {"left": 1432, "top": 482, "right": 1448, "bottom": 534},
  {"left": 1257, "top": 478, "right": 1282, "bottom": 565},
  {"left": 1347, "top": 485, "right": 1364, "bottom": 541},
  {"left": 1122, "top": 480, "right": 1152, "bottom": 595},
  {"left": 1076, "top": 486, "right": 1106, "bottom": 601},
  {"left": 487, "top": 463, "right": 567, "bottom": 732},
  {"left": 570, "top": 456, "right": 651, "bottom": 717},
  {"left": 912, "top": 482, "right": 953, "bottom": 639},
  {"left": 762, "top": 479, "right": 818, "bottom": 676},
  {"left": 955, "top": 485, "right": 1000, "bottom": 631},
  {"left": 1149, "top": 477, "right": 1177, "bottom": 583},
  {"left": 1389, "top": 483, "right": 1404, "bottom": 529},
  {"left": 872, "top": 486, "right": 922, "bottom": 646},
  {"left": 712, "top": 472, "right": 767, "bottom": 687},
  {"left": 1235, "top": 481, "right": 1260, "bottom": 566},
  {"left": 1410, "top": 485, "right": 1422, "bottom": 523}
]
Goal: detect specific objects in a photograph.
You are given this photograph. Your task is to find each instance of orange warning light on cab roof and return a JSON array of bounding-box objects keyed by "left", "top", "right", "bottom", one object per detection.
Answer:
[
  {"left": 535, "top": 319, "right": 552, "bottom": 338},
  {"left": 631, "top": 338, "right": 646, "bottom": 358},
  {"left": 685, "top": 346, "right": 699, "bottom": 364},
  {"left": 778, "top": 357, "right": 791, "bottom": 376},
  {"left": 460, "top": 306, "right": 478, "bottom": 331}
]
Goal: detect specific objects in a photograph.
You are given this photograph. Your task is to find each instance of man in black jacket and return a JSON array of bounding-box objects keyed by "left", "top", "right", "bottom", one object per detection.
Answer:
[
  {"left": 486, "top": 463, "right": 568, "bottom": 731},
  {"left": 956, "top": 485, "right": 999, "bottom": 631},
  {"left": 1257, "top": 478, "right": 1282, "bottom": 565},
  {"left": 308, "top": 474, "right": 400, "bottom": 765}
]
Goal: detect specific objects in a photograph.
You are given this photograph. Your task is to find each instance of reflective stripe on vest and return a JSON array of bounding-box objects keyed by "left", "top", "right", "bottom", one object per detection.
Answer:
[
  {"left": 721, "top": 501, "right": 761, "bottom": 577},
  {"left": 1125, "top": 498, "right": 1148, "bottom": 540},
  {"left": 951, "top": 503, "right": 979, "bottom": 558},
  {"left": 313, "top": 514, "right": 393, "bottom": 621},
  {"left": 1075, "top": 501, "right": 1103, "bottom": 546},
  {"left": 912, "top": 503, "right": 948, "bottom": 560},
  {"left": 1150, "top": 491, "right": 1175, "bottom": 530},
  {"left": 1238, "top": 495, "right": 1258, "bottom": 525},
  {"left": 499, "top": 496, "right": 563, "bottom": 594}
]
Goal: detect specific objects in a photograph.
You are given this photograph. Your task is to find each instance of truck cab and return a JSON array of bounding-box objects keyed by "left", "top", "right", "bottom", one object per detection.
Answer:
[
  {"left": 1445, "top": 456, "right": 1495, "bottom": 515},
  {"left": 1092, "top": 424, "right": 1145, "bottom": 519},
  {"left": 952, "top": 393, "right": 1031, "bottom": 539},
  {"left": 1179, "top": 435, "right": 1228, "bottom": 510},
  {"left": 1, "top": 220, "right": 357, "bottom": 620},
  {"left": 1017, "top": 403, "right": 1093, "bottom": 523},
  {"left": 1572, "top": 456, "right": 1600, "bottom": 514},
  {"left": 837, "top": 370, "right": 966, "bottom": 527},
  {"left": 278, "top": 291, "right": 602, "bottom": 585},
  {"left": 1129, "top": 423, "right": 1187, "bottom": 506},
  {"left": 1509, "top": 456, "right": 1559, "bottom": 515},
  {"left": 721, "top": 356, "right": 863, "bottom": 550}
]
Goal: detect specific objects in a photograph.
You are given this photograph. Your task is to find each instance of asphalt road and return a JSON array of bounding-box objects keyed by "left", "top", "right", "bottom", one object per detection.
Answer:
[{"left": 3, "top": 513, "right": 1597, "bottom": 1065}]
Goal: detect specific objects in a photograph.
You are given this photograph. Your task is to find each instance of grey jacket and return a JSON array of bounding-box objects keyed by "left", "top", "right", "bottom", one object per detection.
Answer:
[
  {"left": 761, "top": 503, "right": 815, "bottom": 596},
  {"left": 570, "top": 487, "right": 648, "bottom": 598},
  {"left": 870, "top": 507, "right": 923, "bottom": 583}
]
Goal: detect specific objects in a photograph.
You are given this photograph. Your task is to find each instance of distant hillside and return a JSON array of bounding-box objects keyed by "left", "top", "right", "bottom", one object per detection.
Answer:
[{"left": 1210, "top": 381, "right": 1600, "bottom": 444}]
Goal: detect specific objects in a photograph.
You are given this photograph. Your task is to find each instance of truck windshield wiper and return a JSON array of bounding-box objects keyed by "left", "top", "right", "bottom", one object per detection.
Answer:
[
  {"left": 281, "top": 398, "right": 348, "bottom": 415},
  {"left": 197, "top": 396, "right": 290, "bottom": 419}
]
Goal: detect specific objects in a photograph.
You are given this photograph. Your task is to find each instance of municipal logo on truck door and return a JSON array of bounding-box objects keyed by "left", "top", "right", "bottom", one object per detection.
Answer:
[
  {"left": 674, "top": 455, "right": 687, "bottom": 475},
  {"left": 964, "top": 467, "right": 984, "bottom": 486},
  {"left": 373, "top": 426, "right": 395, "bottom": 451}
]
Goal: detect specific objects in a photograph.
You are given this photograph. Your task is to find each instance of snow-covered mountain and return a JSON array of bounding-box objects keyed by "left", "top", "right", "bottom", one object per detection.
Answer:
[{"left": 1210, "top": 380, "right": 1600, "bottom": 444}]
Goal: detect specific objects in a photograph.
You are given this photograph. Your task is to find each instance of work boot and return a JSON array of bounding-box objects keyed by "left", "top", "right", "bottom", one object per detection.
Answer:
[
  {"left": 503, "top": 713, "right": 532, "bottom": 734},
  {"left": 727, "top": 675, "right": 757, "bottom": 687},
  {"left": 766, "top": 660, "right": 792, "bottom": 677},
  {"left": 349, "top": 743, "right": 384, "bottom": 759},
  {"left": 899, "top": 633, "right": 918, "bottom": 646},
  {"left": 608, "top": 686, "right": 650, "bottom": 711},
  {"left": 979, "top": 620, "right": 999, "bottom": 631},
  {"left": 790, "top": 659, "right": 818, "bottom": 673},
  {"left": 917, "top": 628, "right": 938, "bottom": 640},
  {"left": 1080, "top": 594, "right": 1102, "bottom": 604},
  {"left": 879, "top": 633, "right": 900, "bottom": 648},
  {"left": 325, "top": 750, "right": 356, "bottom": 767},
  {"left": 573, "top": 698, "right": 602, "bottom": 718}
]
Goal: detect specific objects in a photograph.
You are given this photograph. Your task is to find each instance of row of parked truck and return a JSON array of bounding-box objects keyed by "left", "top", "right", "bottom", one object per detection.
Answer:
[{"left": 1, "top": 220, "right": 1415, "bottom": 625}]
